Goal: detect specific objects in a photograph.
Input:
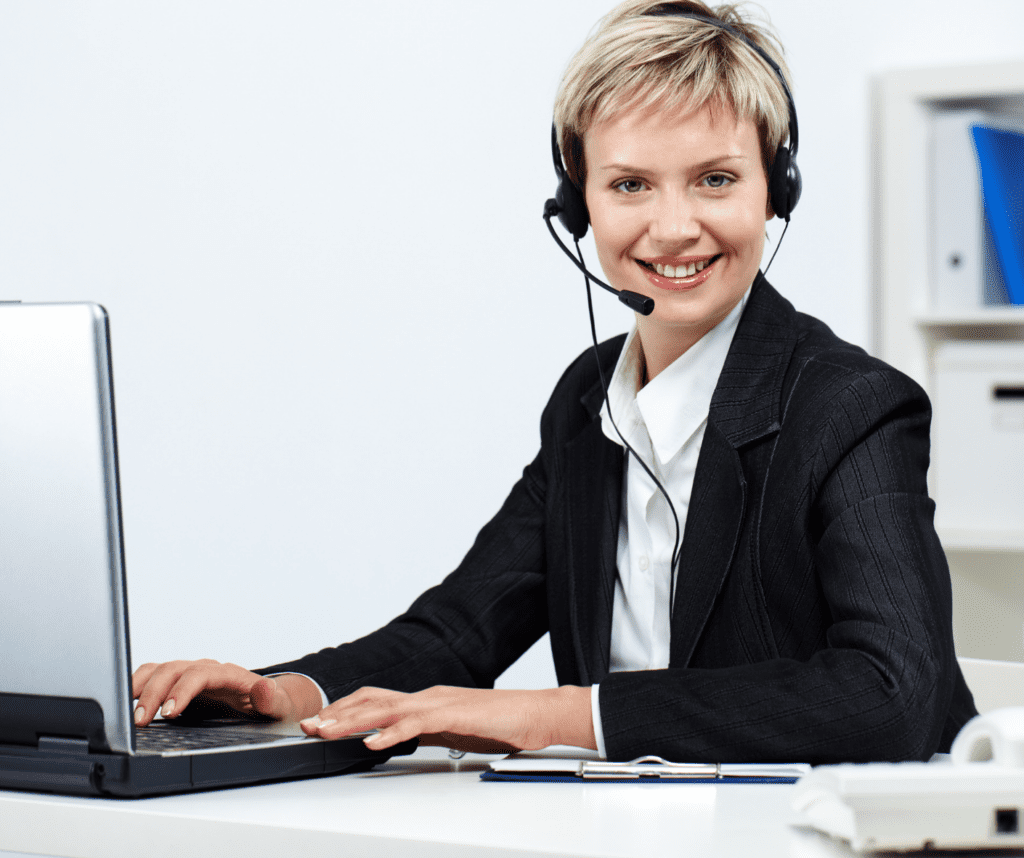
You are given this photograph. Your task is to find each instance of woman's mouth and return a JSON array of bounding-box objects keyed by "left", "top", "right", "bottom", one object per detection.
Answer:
[{"left": 636, "top": 254, "right": 722, "bottom": 287}]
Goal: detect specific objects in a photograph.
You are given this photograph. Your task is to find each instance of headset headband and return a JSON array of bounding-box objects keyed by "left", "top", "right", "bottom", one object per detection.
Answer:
[
  {"left": 548, "top": 4, "right": 803, "bottom": 236},
  {"left": 644, "top": 5, "right": 798, "bottom": 155}
]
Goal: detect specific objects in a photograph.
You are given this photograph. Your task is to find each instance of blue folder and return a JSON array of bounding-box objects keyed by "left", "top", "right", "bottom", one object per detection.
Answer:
[
  {"left": 480, "top": 771, "right": 804, "bottom": 784},
  {"left": 971, "top": 125, "right": 1024, "bottom": 304}
]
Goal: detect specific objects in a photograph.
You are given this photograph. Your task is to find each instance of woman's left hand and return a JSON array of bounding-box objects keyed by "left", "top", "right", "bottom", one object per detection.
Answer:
[{"left": 298, "top": 685, "right": 596, "bottom": 753}]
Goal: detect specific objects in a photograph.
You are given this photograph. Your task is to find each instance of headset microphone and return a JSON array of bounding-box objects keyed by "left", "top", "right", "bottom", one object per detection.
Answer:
[{"left": 542, "top": 200, "right": 655, "bottom": 315}]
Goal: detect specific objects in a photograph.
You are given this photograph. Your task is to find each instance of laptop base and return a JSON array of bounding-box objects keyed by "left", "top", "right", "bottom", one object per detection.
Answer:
[{"left": 0, "top": 734, "right": 417, "bottom": 797}]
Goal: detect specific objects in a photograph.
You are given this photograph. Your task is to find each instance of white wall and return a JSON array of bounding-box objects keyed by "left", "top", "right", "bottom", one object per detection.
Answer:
[{"left": 2, "top": 1, "right": 1023, "bottom": 688}]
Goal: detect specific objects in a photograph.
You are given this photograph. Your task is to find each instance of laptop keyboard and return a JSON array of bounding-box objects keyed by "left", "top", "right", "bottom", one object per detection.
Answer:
[{"left": 135, "top": 722, "right": 308, "bottom": 756}]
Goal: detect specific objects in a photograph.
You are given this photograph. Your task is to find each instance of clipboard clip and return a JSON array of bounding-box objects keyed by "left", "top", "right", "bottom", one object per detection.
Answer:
[{"left": 580, "top": 755, "right": 719, "bottom": 780}]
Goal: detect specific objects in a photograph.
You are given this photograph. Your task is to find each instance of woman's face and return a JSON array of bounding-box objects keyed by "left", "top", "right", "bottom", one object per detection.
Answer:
[{"left": 584, "top": 102, "right": 771, "bottom": 348}]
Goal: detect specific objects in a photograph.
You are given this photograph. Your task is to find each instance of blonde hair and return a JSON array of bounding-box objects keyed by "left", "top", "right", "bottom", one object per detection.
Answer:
[{"left": 553, "top": 0, "right": 793, "bottom": 190}]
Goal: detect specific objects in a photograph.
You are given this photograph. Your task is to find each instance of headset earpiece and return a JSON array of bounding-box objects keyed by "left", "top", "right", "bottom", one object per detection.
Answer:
[
  {"left": 768, "top": 144, "right": 802, "bottom": 222},
  {"left": 550, "top": 127, "right": 591, "bottom": 240},
  {"left": 555, "top": 173, "right": 590, "bottom": 241}
]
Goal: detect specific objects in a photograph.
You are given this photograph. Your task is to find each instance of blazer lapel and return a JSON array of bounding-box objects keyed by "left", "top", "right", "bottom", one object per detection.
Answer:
[
  {"left": 562, "top": 380, "right": 622, "bottom": 686},
  {"left": 668, "top": 424, "right": 746, "bottom": 666},
  {"left": 669, "top": 277, "right": 798, "bottom": 667}
]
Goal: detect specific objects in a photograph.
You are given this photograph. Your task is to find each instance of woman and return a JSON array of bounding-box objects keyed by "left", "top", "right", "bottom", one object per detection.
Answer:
[{"left": 132, "top": 0, "right": 976, "bottom": 763}]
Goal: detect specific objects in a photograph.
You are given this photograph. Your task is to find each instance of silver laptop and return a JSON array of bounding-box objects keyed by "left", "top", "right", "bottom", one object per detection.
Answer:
[{"left": 0, "top": 302, "right": 413, "bottom": 796}]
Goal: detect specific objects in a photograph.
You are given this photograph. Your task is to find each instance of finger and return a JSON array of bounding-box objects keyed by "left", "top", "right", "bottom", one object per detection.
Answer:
[
  {"left": 299, "top": 714, "right": 339, "bottom": 737},
  {"left": 131, "top": 663, "right": 160, "bottom": 699},
  {"left": 300, "top": 708, "right": 385, "bottom": 738},
  {"left": 299, "top": 689, "right": 403, "bottom": 738},
  {"left": 134, "top": 660, "right": 213, "bottom": 726},
  {"left": 159, "top": 662, "right": 259, "bottom": 720},
  {"left": 318, "top": 686, "right": 392, "bottom": 718},
  {"left": 363, "top": 714, "right": 429, "bottom": 750}
]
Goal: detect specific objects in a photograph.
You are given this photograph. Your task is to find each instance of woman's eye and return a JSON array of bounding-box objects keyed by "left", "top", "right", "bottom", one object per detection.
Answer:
[
  {"left": 704, "top": 174, "right": 732, "bottom": 189},
  {"left": 614, "top": 179, "right": 646, "bottom": 194}
]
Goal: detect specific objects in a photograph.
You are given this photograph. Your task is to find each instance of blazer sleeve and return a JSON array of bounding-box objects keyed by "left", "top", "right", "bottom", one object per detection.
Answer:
[
  {"left": 598, "top": 359, "right": 973, "bottom": 764},
  {"left": 253, "top": 343, "right": 612, "bottom": 702},
  {"left": 255, "top": 449, "right": 551, "bottom": 703}
]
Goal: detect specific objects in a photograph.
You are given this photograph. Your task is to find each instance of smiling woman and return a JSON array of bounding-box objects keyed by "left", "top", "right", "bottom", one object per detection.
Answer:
[{"left": 132, "top": 0, "right": 978, "bottom": 764}]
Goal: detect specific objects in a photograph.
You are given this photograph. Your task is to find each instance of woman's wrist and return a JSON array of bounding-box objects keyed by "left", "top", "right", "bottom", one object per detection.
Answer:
[{"left": 548, "top": 685, "right": 598, "bottom": 750}]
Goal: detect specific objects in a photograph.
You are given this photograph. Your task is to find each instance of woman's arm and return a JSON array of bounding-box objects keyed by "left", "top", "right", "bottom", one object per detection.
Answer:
[{"left": 299, "top": 684, "right": 597, "bottom": 752}]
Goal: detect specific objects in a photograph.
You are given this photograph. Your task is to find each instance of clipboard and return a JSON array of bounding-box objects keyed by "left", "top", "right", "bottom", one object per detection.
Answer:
[{"left": 482, "top": 752, "right": 809, "bottom": 784}]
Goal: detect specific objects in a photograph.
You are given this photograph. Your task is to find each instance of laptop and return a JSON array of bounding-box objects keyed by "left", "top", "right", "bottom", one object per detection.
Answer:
[{"left": 0, "top": 301, "right": 415, "bottom": 796}]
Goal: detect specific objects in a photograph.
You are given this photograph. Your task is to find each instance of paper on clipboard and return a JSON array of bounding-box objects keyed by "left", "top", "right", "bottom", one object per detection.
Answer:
[{"left": 483, "top": 747, "right": 809, "bottom": 783}]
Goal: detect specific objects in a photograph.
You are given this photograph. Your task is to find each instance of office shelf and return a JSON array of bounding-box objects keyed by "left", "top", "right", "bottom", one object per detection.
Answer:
[
  {"left": 916, "top": 308, "right": 1024, "bottom": 329},
  {"left": 876, "top": 62, "right": 1024, "bottom": 558}
]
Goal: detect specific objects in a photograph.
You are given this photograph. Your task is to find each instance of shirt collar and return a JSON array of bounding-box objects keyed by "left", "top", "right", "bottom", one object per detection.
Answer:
[{"left": 600, "top": 288, "right": 750, "bottom": 466}]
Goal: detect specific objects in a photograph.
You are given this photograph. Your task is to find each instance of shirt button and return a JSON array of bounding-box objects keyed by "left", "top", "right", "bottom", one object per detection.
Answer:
[{"left": 638, "top": 555, "right": 649, "bottom": 571}]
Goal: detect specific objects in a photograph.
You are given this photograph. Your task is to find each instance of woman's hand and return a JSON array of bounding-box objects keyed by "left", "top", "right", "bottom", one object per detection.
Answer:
[
  {"left": 298, "top": 685, "right": 597, "bottom": 753},
  {"left": 131, "top": 660, "right": 322, "bottom": 726}
]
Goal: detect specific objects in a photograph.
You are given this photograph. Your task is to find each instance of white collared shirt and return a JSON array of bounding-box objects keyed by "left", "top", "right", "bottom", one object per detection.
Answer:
[{"left": 590, "top": 288, "right": 749, "bottom": 757}]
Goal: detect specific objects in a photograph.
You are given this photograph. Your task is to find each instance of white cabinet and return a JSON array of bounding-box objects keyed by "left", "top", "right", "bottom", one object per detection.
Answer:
[
  {"left": 932, "top": 342, "right": 1024, "bottom": 538},
  {"left": 876, "top": 62, "right": 1024, "bottom": 660},
  {"left": 876, "top": 63, "right": 1024, "bottom": 552}
]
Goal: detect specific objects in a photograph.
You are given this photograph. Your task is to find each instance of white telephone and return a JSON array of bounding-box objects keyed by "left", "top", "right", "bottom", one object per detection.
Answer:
[{"left": 792, "top": 707, "right": 1024, "bottom": 852}]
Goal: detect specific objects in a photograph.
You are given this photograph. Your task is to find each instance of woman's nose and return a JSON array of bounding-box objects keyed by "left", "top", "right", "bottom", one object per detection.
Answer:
[{"left": 647, "top": 192, "right": 700, "bottom": 247}]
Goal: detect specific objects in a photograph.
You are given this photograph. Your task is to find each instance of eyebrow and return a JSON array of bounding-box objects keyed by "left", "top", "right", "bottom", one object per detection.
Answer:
[{"left": 596, "top": 155, "right": 749, "bottom": 173}]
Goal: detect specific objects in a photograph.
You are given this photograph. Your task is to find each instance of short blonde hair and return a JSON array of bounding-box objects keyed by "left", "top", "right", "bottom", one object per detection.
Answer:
[{"left": 553, "top": 0, "right": 793, "bottom": 190}]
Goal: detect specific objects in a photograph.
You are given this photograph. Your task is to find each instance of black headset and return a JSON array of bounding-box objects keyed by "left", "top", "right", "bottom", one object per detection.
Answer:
[{"left": 548, "top": 5, "right": 802, "bottom": 243}]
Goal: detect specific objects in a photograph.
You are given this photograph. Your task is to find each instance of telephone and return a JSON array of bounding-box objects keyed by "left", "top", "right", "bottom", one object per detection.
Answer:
[{"left": 792, "top": 707, "right": 1024, "bottom": 852}]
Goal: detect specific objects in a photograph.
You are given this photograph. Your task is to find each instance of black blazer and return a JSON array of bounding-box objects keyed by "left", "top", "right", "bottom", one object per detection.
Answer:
[{"left": 262, "top": 278, "right": 977, "bottom": 763}]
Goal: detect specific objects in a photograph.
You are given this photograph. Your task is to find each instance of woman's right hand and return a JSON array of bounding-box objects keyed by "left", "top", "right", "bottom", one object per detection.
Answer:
[{"left": 130, "top": 660, "right": 322, "bottom": 726}]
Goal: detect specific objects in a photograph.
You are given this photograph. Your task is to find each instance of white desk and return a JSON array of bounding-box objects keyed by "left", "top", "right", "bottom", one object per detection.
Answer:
[{"left": 0, "top": 748, "right": 883, "bottom": 858}]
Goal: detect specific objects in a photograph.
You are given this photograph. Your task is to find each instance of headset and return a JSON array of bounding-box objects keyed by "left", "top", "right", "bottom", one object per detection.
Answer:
[
  {"left": 541, "top": 4, "right": 803, "bottom": 620},
  {"left": 543, "top": 4, "right": 802, "bottom": 315}
]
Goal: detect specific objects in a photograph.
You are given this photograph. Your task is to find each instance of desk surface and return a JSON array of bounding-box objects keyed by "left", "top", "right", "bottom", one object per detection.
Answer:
[{"left": 0, "top": 747, "right": 865, "bottom": 858}]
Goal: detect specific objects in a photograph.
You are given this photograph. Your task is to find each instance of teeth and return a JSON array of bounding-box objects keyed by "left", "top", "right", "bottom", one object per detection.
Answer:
[{"left": 652, "top": 259, "right": 713, "bottom": 278}]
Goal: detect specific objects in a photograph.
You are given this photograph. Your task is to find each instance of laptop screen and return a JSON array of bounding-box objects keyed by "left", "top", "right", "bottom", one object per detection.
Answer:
[{"left": 0, "top": 303, "right": 133, "bottom": 754}]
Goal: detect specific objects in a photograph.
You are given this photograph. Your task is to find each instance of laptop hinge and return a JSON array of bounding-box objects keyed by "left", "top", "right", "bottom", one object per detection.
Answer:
[
  {"left": 38, "top": 736, "right": 91, "bottom": 756},
  {"left": 0, "top": 692, "right": 111, "bottom": 753}
]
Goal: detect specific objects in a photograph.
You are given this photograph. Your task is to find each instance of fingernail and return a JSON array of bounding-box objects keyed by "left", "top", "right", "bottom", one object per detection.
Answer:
[
  {"left": 300, "top": 715, "right": 322, "bottom": 728},
  {"left": 318, "top": 719, "right": 337, "bottom": 729},
  {"left": 161, "top": 699, "right": 175, "bottom": 718},
  {"left": 134, "top": 706, "right": 145, "bottom": 725},
  {"left": 364, "top": 731, "right": 383, "bottom": 747}
]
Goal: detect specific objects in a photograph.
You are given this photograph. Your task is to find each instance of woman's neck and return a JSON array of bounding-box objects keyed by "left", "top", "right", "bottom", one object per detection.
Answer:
[
  {"left": 635, "top": 320, "right": 707, "bottom": 385},
  {"left": 635, "top": 292, "right": 750, "bottom": 384}
]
